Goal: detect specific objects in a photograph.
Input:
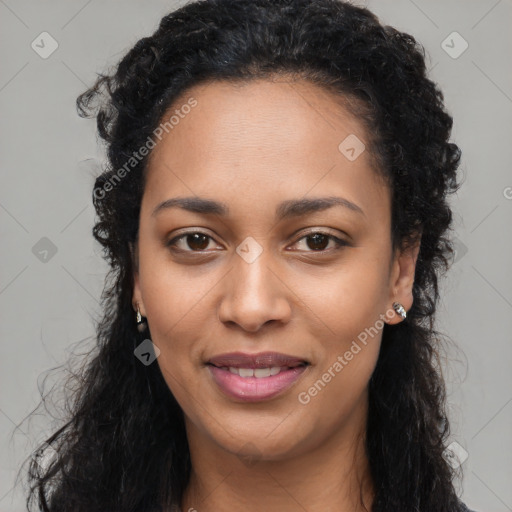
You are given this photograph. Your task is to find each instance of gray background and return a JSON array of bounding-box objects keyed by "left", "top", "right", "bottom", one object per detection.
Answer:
[{"left": 1, "top": 0, "right": 511, "bottom": 511}]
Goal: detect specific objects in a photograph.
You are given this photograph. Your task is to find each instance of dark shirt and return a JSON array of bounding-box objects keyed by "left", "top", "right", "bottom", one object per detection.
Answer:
[
  {"left": 169, "top": 498, "right": 478, "bottom": 511},
  {"left": 460, "top": 500, "right": 478, "bottom": 512},
  {"left": 170, "top": 501, "right": 479, "bottom": 511}
]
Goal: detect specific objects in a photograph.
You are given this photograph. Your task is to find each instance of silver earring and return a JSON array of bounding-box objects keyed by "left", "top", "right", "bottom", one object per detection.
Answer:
[
  {"left": 135, "top": 302, "right": 146, "bottom": 332},
  {"left": 392, "top": 301, "right": 407, "bottom": 320}
]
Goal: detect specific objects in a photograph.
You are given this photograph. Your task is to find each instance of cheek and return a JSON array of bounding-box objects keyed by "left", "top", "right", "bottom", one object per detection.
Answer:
[
  {"left": 137, "top": 251, "right": 211, "bottom": 399},
  {"left": 295, "top": 299, "right": 384, "bottom": 440},
  {"left": 138, "top": 242, "right": 218, "bottom": 335},
  {"left": 293, "top": 253, "right": 388, "bottom": 408},
  {"left": 294, "top": 248, "right": 390, "bottom": 334}
]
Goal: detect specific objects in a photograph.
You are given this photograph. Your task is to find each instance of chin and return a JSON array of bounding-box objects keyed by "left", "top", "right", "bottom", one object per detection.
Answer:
[{"left": 202, "top": 412, "right": 314, "bottom": 460}]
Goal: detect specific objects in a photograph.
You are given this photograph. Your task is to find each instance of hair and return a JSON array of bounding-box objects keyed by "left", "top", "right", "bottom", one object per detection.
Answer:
[{"left": 19, "top": 0, "right": 465, "bottom": 510}]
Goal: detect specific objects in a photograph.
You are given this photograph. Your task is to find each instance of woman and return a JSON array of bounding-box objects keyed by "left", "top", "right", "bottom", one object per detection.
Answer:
[{"left": 24, "top": 0, "right": 476, "bottom": 511}]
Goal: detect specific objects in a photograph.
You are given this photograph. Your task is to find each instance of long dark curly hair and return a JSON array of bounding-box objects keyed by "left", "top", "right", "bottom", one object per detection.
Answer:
[{"left": 19, "top": 0, "right": 465, "bottom": 510}]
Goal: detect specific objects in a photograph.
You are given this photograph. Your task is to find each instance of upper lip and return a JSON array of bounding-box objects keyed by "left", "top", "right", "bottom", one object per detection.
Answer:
[{"left": 207, "top": 351, "right": 309, "bottom": 369}]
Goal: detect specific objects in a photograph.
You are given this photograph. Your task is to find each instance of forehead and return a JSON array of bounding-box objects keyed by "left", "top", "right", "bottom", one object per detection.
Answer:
[{"left": 143, "top": 78, "right": 390, "bottom": 224}]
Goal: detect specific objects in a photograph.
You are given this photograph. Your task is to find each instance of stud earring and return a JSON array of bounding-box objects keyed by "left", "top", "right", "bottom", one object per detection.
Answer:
[
  {"left": 135, "top": 302, "right": 147, "bottom": 332},
  {"left": 392, "top": 301, "right": 407, "bottom": 320}
]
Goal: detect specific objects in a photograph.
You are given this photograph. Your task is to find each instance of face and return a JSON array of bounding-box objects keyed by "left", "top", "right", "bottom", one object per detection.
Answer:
[{"left": 132, "top": 78, "right": 419, "bottom": 463}]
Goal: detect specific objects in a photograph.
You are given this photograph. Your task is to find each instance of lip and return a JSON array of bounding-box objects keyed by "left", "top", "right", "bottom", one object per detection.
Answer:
[
  {"left": 207, "top": 351, "right": 309, "bottom": 369},
  {"left": 206, "top": 351, "right": 310, "bottom": 402},
  {"left": 207, "top": 365, "right": 308, "bottom": 402}
]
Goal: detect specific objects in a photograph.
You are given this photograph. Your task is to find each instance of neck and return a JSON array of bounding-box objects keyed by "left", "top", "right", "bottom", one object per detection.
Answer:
[{"left": 179, "top": 401, "right": 374, "bottom": 512}]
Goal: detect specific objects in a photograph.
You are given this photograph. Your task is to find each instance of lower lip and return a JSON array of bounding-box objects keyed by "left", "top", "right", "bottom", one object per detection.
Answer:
[{"left": 207, "top": 365, "right": 308, "bottom": 402}]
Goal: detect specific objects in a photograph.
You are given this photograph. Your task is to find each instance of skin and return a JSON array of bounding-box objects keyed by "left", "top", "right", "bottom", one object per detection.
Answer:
[{"left": 132, "top": 77, "right": 420, "bottom": 512}]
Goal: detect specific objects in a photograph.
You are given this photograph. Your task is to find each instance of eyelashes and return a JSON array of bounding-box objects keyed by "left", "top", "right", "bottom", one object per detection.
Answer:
[
  {"left": 166, "top": 232, "right": 219, "bottom": 253},
  {"left": 165, "top": 230, "right": 349, "bottom": 255},
  {"left": 292, "top": 232, "right": 348, "bottom": 252}
]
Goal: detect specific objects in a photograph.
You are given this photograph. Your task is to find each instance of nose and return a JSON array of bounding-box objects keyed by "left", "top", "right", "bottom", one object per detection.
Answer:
[{"left": 217, "top": 251, "right": 292, "bottom": 333}]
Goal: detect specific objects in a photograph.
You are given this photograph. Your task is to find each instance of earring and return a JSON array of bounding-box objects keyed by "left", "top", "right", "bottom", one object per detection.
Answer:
[
  {"left": 392, "top": 301, "right": 407, "bottom": 320},
  {"left": 135, "top": 302, "right": 147, "bottom": 332}
]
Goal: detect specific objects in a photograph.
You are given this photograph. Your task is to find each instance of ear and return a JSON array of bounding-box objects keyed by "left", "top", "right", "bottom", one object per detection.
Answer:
[
  {"left": 130, "top": 240, "right": 146, "bottom": 317},
  {"left": 386, "top": 234, "right": 421, "bottom": 325}
]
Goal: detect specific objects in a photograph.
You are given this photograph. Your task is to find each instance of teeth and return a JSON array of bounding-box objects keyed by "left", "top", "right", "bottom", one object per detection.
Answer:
[
  {"left": 239, "top": 368, "right": 254, "bottom": 378},
  {"left": 254, "top": 368, "right": 271, "bottom": 378},
  {"left": 226, "top": 366, "right": 287, "bottom": 378}
]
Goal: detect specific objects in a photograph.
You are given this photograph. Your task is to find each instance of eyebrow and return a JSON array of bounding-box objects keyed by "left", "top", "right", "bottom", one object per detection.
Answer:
[{"left": 151, "top": 195, "right": 365, "bottom": 220}]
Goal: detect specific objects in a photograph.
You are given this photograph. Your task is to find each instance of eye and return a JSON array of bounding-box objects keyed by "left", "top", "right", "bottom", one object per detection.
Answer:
[
  {"left": 289, "top": 231, "right": 348, "bottom": 252},
  {"left": 166, "top": 230, "right": 349, "bottom": 254},
  {"left": 166, "top": 232, "right": 220, "bottom": 253}
]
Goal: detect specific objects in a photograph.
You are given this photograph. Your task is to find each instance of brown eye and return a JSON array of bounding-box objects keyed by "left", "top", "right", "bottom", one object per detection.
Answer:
[
  {"left": 291, "top": 232, "right": 348, "bottom": 253},
  {"left": 167, "top": 232, "right": 216, "bottom": 252},
  {"left": 305, "top": 233, "right": 330, "bottom": 251}
]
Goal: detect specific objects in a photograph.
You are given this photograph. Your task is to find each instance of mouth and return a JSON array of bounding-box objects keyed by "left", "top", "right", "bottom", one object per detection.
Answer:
[
  {"left": 207, "top": 351, "right": 310, "bottom": 370},
  {"left": 207, "top": 364, "right": 307, "bottom": 378},
  {"left": 206, "top": 351, "right": 310, "bottom": 402}
]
